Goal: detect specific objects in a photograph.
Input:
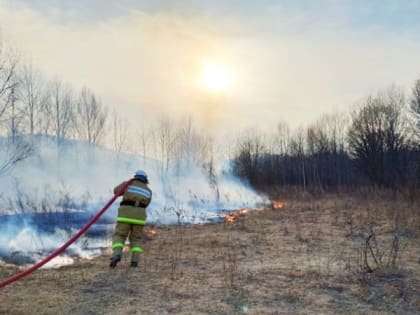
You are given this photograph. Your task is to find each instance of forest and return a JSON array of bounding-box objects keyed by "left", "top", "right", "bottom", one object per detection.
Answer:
[{"left": 231, "top": 85, "right": 420, "bottom": 196}]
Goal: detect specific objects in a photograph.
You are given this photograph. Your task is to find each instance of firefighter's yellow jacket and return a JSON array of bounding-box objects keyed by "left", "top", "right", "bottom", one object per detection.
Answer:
[{"left": 114, "top": 179, "right": 152, "bottom": 225}]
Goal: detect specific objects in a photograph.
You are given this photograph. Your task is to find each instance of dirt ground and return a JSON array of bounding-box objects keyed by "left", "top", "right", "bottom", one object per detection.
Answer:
[{"left": 1, "top": 193, "right": 419, "bottom": 314}]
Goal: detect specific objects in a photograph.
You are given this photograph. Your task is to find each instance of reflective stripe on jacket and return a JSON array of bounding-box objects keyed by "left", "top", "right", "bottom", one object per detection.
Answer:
[{"left": 114, "top": 178, "right": 152, "bottom": 224}]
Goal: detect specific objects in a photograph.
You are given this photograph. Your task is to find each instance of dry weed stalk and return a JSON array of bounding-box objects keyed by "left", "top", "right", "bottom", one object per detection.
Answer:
[
  {"left": 344, "top": 210, "right": 354, "bottom": 237},
  {"left": 220, "top": 218, "right": 253, "bottom": 312},
  {"left": 357, "top": 206, "right": 405, "bottom": 279},
  {"left": 221, "top": 221, "right": 240, "bottom": 290},
  {"left": 169, "top": 207, "right": 187, "bottom": 281},
  {"left": 222, "top": 247, "right": 238, "bottom": 289}
]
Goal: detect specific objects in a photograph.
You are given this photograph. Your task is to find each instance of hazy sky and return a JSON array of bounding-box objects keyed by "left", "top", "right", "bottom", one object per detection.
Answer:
[{"left": 1, "top": 0, "right": 420, "bottom": 136}]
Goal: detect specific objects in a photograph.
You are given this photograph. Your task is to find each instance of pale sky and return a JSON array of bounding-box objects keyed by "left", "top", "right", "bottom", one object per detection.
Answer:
[{"left": 1, "top": 0, "right": 420, "bottom": 136}]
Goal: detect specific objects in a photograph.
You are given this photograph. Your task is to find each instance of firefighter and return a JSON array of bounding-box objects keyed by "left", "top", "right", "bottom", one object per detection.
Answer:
[{"left": 110, "top": 170, "right": 152, "bottom": 268}]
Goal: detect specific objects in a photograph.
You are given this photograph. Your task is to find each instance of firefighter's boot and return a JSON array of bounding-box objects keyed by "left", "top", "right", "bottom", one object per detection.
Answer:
[
  {"left": 130, "top": 261, "right": 138, "bottom": 268},
  {"left": 109, "top": 255, "right": 121, "bottom": 268}
]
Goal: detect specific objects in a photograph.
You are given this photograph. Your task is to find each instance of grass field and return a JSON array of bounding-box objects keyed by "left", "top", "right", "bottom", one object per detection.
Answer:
[{"left": 1, "top": 192, "right": 419, "bottom": 314}]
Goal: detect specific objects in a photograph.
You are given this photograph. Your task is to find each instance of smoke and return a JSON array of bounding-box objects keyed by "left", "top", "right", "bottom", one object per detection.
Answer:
[{"left": 0, "top": 137, "right": 268, "bottom": 267}]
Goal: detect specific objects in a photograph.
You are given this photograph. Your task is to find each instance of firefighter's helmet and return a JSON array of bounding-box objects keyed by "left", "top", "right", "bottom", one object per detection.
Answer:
[{"left": 134, "top": 170, "right": 149, "bottom": 183}]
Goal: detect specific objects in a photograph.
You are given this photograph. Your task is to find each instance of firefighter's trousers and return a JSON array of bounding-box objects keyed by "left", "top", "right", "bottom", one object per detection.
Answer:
[{"left": 111, "top": 222, "right": 144, "bottom": 263}]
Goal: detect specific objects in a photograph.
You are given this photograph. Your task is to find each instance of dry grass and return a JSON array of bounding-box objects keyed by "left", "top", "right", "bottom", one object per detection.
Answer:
[{"left": 1, "top": 193, "right": 419, "bottom": 314}]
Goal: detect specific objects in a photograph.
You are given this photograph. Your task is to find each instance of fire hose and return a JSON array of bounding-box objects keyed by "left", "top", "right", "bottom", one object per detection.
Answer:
[{"left": 0, "top": 179, "right": 133, "bottom": 289}]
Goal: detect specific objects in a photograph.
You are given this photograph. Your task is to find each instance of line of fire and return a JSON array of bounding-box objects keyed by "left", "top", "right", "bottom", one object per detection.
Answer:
[
  {"left": 221, "top": 200, "right": 285, "bottom": 223},
  {"left": 144, "top": 200, "right": 285, "bottom": 238}
]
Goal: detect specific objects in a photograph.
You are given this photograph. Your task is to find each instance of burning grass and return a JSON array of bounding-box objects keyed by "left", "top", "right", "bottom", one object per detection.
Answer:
[
  {"left": 221, "top": 200, "right": 283, "bottom": 223},
  {"left": 1, "top": 193, "right": 419, "bottom": 314}
]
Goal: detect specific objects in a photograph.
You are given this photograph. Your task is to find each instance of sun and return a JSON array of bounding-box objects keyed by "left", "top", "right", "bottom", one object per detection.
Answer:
[{"left": 200, "top": 60, "right": 233, "bottom": 93}]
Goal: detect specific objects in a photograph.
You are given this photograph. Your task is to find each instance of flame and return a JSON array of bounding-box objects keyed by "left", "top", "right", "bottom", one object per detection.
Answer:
[
  {"left": 235, "top": 209, "right": 249, "bottom": 216},
  {"left": 224, "top": 214, "right": 236, "bottom": 223},
  {"left": 222, "top": 208, "right": 250, "bottom": 223},
  {"left": 272, "top": 200, "right": 284, "bottom": 210},
  {"left": 145, "top": 227, "right": 157, "bottom": 239}
]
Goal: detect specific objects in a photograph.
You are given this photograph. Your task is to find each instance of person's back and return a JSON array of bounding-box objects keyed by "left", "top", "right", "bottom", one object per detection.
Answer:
[{"left": 110, "top": 170, "right": 152, "bottom": 268}]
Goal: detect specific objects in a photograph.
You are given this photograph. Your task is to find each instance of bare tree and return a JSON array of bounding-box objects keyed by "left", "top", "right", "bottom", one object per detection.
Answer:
[
  {"left": 348, "top": 96, "right": 384, "bottom": 184},
  {"left": 232, "top": 128, "right": 266, "bottom": 187},
  {"left": 306, "top": 124, "right": 327, "bottom": 192},
  {"left": 111, "top": 109, "right": 129, "bottom": 152},
  {"left": 409, "top": 78, "right": 420, "bottom": 143},
  {"left": 0, "top": 40, "right": 33, "bottom": 176},
  {"left": 0, "top": 136, "right": 33, "bottom": 176},
  {"left": 172, "top": 117, "right": 216, "bottom": 179},
  {"left": 199, "top": 134, "right": 218, "bottom": 194},
  {"left": 150, "top": 116, "right": 177, "bottom": 173},
  {"left": 274, "top": 121, "right": 290, "bottom": 156},
  {"left": 273, "top": 121, "right": 290, "bottom": 186},
  {"left": 172, "top": 117, "right": 192, "bottom": 175},
  {"left": 324, "top": 113, "right": 351, "bottom": 187},
  {"left": 173, "top": 117, "right": 206, "bottom": 173},
  {"left": 290, "top": 127, "right": 306, "bottom": 191},
  {"left": 0, "top": 40, "right": 18, "bottom": 126},
  {"left": 17, "top": 63, "right": 45, "bottom": 136},
  {"left": 43, "top": 80, "right": 74, "bottom": 145},
  {"left": 7, "top": 86, "right": 22, "bottom": 141},
  {"left": 304, "top": 113, "right": 351, "bottom": 190},
  {"left": 348, "top": 86, "right": 407, "bottom": 187},
  {"left": 136, "top": 124, "right": 150, "bottom": 164},
  {"left": 74, "top": 87, "right": 108, "bottom": 146}
]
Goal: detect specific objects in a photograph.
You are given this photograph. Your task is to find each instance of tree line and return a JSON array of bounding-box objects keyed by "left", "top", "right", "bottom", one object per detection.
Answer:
[
  {"left": 0, "top": 43, "right": 108, "bottom": 146},
  {"left": 231, "top": 84, "right": 420, "bottom": 195}
]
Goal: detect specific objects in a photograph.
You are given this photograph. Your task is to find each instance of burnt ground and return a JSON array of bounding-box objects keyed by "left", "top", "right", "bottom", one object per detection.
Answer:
[{"left": 1, "top": 194, "right": 419, "bottom": 314}]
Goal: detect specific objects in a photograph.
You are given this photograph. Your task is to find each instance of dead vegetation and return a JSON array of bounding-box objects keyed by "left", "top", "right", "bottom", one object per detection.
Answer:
[{"left": 1, "top": 193, "right": 419, "bottom": 315}]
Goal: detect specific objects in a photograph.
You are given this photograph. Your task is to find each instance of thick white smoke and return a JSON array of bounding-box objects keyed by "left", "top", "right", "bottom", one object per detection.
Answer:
[{"left": 0, "top": 137, "right": 267, "bottom": 267}]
